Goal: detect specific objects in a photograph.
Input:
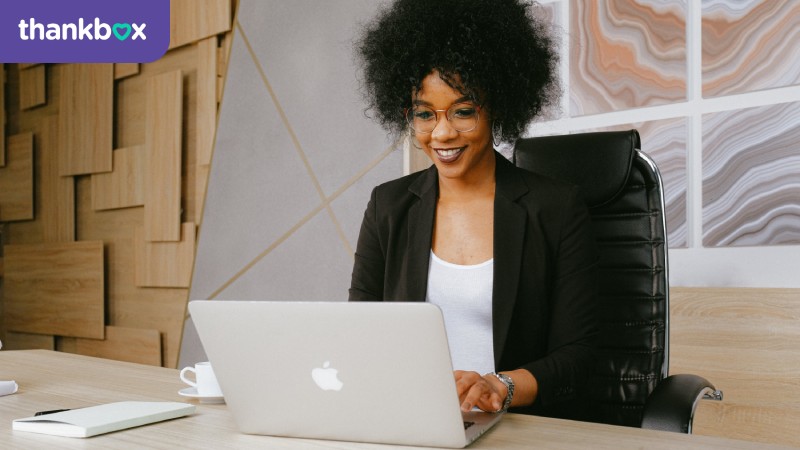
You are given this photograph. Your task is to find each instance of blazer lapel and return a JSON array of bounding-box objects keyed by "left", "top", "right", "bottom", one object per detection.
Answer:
[
  {"left": 406, "top": 166, "right": 438, "bottom": 302},
  {"left": 492, "top": 153, "right": 528, "bottom": 366}
]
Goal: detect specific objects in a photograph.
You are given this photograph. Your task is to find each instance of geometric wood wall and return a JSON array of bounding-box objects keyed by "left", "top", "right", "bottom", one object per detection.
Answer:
[
  {"left": 1, "top": 64, "right": 5, "bottom": 168},
  {"left": 144, "top": 71, "right": 183, "bottom": 242},
  {"left": 135, "top": 223, "right": 197, "bottom": 288},
  {"left": 91, "top": 145, "right": 146, "bottom": 211},
  {"left": 0, "top": 133, "right": 34, "bottom": 222},
  {"left": 0, "top": 0, "right": 234, "bottom": 368},
  {"left": 19, "top": 65, "right": 46, "bottom": 111},
  {"left": 4, "top": 241, "right": 105, "bottom": 339},
  {"left": 58, "top": 64, "right": 114, "bottom": 177}
]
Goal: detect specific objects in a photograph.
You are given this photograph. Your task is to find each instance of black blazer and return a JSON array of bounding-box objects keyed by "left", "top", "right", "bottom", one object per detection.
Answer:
[{"left": 349, "top": 152, "right": 598, "bottom": 416}]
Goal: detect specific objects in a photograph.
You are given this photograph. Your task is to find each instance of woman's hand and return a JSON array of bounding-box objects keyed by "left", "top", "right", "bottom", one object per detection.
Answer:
[
  {"left": 454, "top": 370, "right": 507, "bottom": 413},
  {"left": 454, "top": 369, "right": 539, "bottom": 412}
]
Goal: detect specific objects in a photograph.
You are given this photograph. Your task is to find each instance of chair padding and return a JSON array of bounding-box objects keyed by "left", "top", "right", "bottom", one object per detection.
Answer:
[
  {"left": 515, "top": 130, "right": 669, "bottom": 428},
  {"left": 513, "top": 131, "right": 639, "bottom": 208}
]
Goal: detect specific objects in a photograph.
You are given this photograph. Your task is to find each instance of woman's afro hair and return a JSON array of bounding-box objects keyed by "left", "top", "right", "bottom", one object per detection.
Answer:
[{"left": 356, "top": 0, "right": 560, "bottom": 142}]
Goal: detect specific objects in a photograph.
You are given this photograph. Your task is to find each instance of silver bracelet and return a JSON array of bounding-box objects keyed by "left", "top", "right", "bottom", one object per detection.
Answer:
[{"left": 489, "top": 372, "right": 514, "bottom": 413}]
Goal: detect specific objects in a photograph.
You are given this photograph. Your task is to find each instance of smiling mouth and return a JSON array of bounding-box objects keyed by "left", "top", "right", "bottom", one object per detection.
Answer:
[{"left": 434, "top": 147, "right": 465, "bottom": 163}]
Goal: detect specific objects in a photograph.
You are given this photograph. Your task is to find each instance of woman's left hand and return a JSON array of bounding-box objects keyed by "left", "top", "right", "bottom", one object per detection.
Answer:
[{"left": 453, "top": 370, "right": 507, "bottom": 413}]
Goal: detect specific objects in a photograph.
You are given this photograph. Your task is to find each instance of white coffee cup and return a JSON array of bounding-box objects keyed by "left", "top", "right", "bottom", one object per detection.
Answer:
[{"left": 180, "top": 361, "right": 223, "bottom": 397}]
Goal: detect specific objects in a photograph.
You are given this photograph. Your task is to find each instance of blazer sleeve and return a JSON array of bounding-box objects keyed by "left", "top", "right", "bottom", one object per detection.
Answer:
[
  {"left": 521, "top": 187, "right": 599, "bottom": 408},
  {"left": 349, "top": 187, "right": 385, "bottom": 301}
]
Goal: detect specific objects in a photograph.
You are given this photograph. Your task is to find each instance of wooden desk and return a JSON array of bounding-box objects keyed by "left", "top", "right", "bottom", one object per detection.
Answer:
[{"left": 0, "top": 350, "right": 788, "bottom": 449}]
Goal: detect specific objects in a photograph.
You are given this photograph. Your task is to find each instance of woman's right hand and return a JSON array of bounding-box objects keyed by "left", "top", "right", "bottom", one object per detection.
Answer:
[{"left": 453, "top": 370, "right": 507, "bottom": 413}]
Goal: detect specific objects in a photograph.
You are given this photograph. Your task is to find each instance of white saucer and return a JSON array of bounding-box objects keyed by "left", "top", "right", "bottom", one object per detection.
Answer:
[{"left": 178, "top": 387, "right": 225, "bottom": 404}]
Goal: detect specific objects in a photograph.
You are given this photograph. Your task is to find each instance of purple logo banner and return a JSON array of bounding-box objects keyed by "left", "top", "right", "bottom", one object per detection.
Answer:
[{"left": 0, "top": 0, "right": 169, "bottom": 63}]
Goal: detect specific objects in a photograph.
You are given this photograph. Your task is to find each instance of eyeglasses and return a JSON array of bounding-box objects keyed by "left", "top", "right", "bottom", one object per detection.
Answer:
[{"left": 405, "top": 103, "right": 481, "bottom": 134}]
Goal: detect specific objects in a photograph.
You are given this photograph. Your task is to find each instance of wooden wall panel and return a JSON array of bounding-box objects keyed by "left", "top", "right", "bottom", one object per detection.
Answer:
[
  {"left": 216, "top": 36, "right": 227, "bottom": 104},
  {"left": 135, "top": 223, "right": 196, "bottom": 288},
  {"left": 169, "top": 0, "right": 231, "bottom": 50},
  {"left": 91, "top": 45, "right": 205, "bottom": 368},
  {"left": 196, "top": 164, "right": 211, "bottom": 224},
  {"left": 74, "top": 326, "right": 162, "bottom": 366},
  {"left": 19, "top": 65, "right": 46, "bottom": 110},
  {"left": 671, "top": 287, "right": 800, "bottom": 448},
  {"left": 76, "top": 178, "right": 187, "bottom": 368},
  {"left": 0, "top": 132, "right": 34, "bottom": 222},
  {"left": 197, "top": 37, "right": 217, "bottom": 168},
  {"left": 2, "top": 332, "right": 55, "bottom": 350},
  {"left": 58, "top": 64, "right": 113, "bottom": 176},
  {"left": 91, "top": 146, "right": 145, "bottom": 211},
  {"left": 144, "top": 70, "right": 183, "bottom": 241},
  {"left": 17, "top": 64, "right": 38, "bottom": 70},
  {"left": 196, "top": 37, "right": 217, "bottom": 220},
  {"left": 4, "top": 66, "right": 60, "bottom": 246},
  {"left": 114, "top": 43, "right": 206, "bottom": 227},
  {"left": 219, "top": 30, "right": 233, "bottom": 94},
  {"left": 40, "top": 116, "right": 75, "bottom": 243},
  {"left": 3, "top": 241, "right": 105, "bottom": 339},
  {"left": 0, "top": 3, "right": 235, "bottom": 368},
  {"left": 114, "top": 44, "right": 197, "bottom": 150},
  {"left": 1, "top": 64, "right": 5, "bottom": 168},
  {"left": 114, "top": 63, "right": 140, "bottom": 80}
]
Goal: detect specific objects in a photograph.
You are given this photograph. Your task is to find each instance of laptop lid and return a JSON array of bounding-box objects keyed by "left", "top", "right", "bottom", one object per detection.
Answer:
[{"left": 188, "top": 300, "right": 501, "bottom": 448}]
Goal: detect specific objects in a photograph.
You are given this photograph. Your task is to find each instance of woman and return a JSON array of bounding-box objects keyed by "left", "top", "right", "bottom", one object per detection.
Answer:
[{"left": 350, "top": 0, "right": 598, "bottom": 419}]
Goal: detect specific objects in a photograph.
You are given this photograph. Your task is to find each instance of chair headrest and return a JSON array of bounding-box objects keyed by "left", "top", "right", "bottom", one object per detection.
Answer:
[{"left": 513, "top": 130, "right": 640, "bottom": 208}]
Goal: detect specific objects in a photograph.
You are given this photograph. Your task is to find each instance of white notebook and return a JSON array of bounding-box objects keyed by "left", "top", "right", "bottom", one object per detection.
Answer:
[{"left": 13, "top": 401, "right": 195, "bottom": 438}]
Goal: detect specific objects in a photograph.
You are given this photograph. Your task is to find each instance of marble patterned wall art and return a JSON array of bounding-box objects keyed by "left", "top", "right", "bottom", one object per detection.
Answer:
[
  {"left": 570, "top": 0, "right": 687, "bottom": 116},
  {"left": 703, "top": 102, "right": 800, "bottom": 247},
  {"left": 702, "top": 0, "right": 800, "bottom": 98},
  {"left": 587, "top": 118, "right": 688, "bottom": 248}
]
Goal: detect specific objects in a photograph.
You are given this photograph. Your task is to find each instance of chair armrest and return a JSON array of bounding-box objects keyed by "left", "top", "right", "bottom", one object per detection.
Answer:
[{"left": 640, "top": 374, "right": 722, "bottom": 433}]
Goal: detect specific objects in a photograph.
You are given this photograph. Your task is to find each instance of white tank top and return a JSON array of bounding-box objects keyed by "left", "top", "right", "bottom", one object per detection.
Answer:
[{"left": 426, "top": 251, "right": 495, "bottom": 375}]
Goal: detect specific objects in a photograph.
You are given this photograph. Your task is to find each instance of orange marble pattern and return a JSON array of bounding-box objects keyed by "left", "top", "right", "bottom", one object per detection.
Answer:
[
  {"left": 703, "top": 0, "right": 800, "bottom": 97},
  {"left": 570, "top": 0, "right": 687, "bottom": 116}
]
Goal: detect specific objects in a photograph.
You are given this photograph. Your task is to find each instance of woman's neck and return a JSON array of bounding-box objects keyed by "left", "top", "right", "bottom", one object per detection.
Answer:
[{"left": 437, "top": 152, "right": 496, "bottom": 201}]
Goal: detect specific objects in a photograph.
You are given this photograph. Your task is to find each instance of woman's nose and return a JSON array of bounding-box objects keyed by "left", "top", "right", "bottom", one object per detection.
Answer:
[{"left": 430, "top": 112, "right": 458, "bottom": 141}]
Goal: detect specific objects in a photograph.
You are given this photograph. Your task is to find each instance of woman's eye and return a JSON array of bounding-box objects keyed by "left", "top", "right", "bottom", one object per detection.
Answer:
[
  {"left": 452, "top": 106, "right": 477, "bottom": 118},
  {"left": 414, "top": 110, "right": 435, "bottom": 120}
]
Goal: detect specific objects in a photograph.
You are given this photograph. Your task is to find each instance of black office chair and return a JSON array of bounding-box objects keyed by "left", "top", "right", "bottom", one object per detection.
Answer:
[{"left": 513, "top": 130, "right": 722, "bottom": 433}]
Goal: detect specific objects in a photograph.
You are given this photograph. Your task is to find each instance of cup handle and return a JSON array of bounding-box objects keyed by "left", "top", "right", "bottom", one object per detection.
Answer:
[{"left": 180, "top": 367, "right": 198, "bottom": 387}]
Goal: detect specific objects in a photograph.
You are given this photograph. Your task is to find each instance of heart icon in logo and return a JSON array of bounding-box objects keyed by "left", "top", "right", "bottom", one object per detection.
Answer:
[{"left": 113, "top": 23, "right": 132, "bottom": 41}]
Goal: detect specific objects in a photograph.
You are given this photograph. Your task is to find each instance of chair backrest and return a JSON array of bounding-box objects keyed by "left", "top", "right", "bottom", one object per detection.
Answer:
[{"left": 513, "top": 130, "right": 668, "bottom": 427}]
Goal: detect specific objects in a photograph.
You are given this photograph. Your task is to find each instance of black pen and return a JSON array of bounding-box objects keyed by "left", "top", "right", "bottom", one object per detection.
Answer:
[{"left": 34, "top": 409, "right": 71, "bottom": 416}]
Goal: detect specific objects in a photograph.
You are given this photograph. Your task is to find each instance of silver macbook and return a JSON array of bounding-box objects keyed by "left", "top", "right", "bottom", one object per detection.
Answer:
[{"left": 189, "top": 300, "right": 503, "bottom": 448}]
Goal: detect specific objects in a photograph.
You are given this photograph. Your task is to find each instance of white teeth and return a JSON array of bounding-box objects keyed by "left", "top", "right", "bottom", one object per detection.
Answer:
[{"left": 436, "top": 148, "right": 462, "bottom": 157}]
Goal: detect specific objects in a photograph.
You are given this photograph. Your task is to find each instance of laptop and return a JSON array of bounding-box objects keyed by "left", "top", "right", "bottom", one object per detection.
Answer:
[{"left": 189, "top": 300, "right": 503, "bottom": 448}]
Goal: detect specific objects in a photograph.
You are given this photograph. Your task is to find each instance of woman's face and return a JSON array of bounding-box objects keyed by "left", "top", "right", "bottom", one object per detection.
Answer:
[{"left": 411, "top": 71, "right": 494, "bottom": 183}]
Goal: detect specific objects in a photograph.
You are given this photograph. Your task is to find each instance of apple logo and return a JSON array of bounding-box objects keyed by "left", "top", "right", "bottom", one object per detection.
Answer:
[{"left": 311, "top": 361, "right": 344, "bottom": 391}]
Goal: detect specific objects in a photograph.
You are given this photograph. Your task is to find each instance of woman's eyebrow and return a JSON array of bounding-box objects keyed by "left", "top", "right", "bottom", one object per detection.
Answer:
[{"left": 411, "top": 95, "right": 475, "bottom": 107}]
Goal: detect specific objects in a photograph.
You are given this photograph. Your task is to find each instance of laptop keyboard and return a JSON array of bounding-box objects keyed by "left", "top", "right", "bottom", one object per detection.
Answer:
[{"left": 463, "top": 421, "right": 475, "bottom": 430}]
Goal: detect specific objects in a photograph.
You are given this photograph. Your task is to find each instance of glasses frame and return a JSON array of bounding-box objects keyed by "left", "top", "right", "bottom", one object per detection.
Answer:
[{"left": 404, "top": 102, "right": 483, "bottom": 134}]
